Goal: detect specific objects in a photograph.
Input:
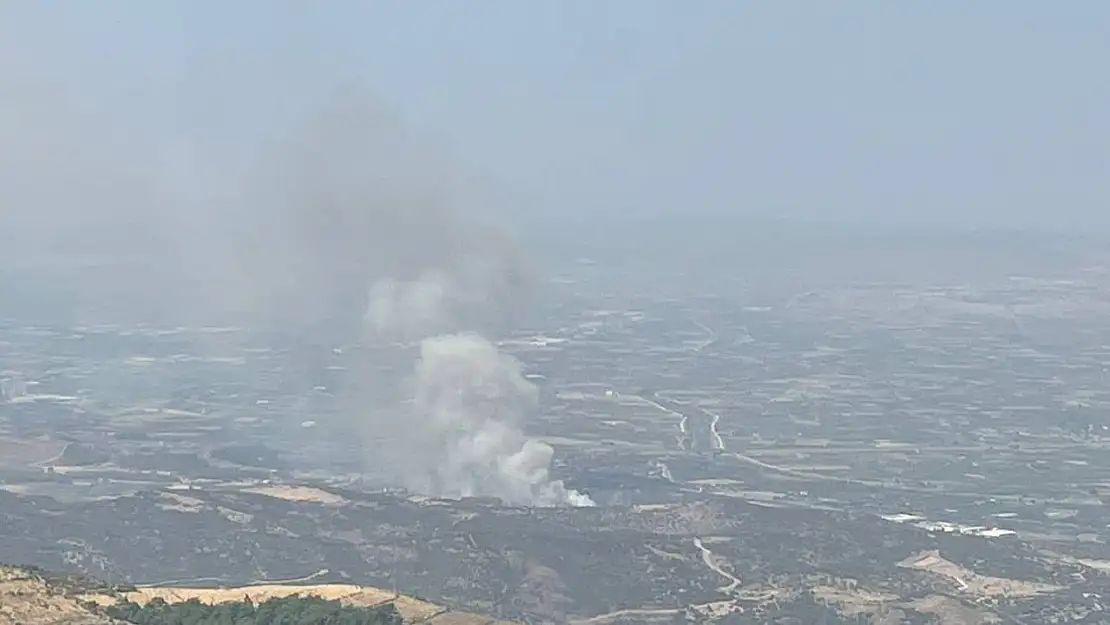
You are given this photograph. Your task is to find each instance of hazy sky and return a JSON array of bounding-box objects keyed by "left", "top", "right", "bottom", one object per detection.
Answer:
[{"left": 3, "top": 1, "right": 1109, "bottom": 232}]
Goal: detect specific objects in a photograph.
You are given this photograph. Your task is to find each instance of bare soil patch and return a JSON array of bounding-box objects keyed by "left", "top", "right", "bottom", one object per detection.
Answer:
[
  {"left": 0, "top": 567, "right": 110, "bottom": 625},
  {"left": 898, "top": 550, "right": 1061, "bottom": 598},
  {"left": 242, "top": 485, "right": 349, "bottom": 505}
]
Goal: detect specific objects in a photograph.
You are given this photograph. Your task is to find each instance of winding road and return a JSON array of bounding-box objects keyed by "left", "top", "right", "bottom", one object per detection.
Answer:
[{"left": 693, "top": 538, "right": 742, "bottom": 594}]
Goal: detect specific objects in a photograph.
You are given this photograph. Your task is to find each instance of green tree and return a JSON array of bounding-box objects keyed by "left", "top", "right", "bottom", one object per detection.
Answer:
[{"left": 104, "top": 595, "right": 402, "bottom": 625}]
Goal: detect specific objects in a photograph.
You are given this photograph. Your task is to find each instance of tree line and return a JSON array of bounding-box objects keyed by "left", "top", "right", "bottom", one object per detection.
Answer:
[{"left": 104, "top": 595, "right": 403, "bottom": 625}]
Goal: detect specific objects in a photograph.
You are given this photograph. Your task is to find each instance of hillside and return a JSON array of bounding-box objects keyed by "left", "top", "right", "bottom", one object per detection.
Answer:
[
  {"left": 0, "top": 565, "right": 115, "bottom": 625},
  {"left": 0, "top": 564, "right": 514, "bottom": 625}
]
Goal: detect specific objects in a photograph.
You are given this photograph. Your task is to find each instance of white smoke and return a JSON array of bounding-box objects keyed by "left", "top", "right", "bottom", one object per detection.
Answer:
[
  {"left": 366, "top": 273, "right": 457, "bottom": 341},
  {"left": 404, "top": 333, "right": 594, "bottom": 507},
  {"left": 364, "top": 272, "right": 594, "bottom": 507}
]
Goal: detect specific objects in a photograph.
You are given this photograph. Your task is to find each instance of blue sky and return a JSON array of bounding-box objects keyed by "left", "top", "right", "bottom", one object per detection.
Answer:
[{"left": 4, "top": 2, "right": 1109, "bottom": 231}]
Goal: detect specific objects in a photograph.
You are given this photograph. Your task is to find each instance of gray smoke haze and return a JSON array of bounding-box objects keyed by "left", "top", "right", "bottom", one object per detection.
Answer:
[
  {"left": 262, "top": 91, "right": 592, "bottom": 507},
  {"left": 220, "top": 89, "right": 531, "bottom": 334},
  {"left": 246, "top": 90, "right": 593, "bottom": 507},
  {"left": 0, "top": 39, "right": 591, "bottom": 507}
]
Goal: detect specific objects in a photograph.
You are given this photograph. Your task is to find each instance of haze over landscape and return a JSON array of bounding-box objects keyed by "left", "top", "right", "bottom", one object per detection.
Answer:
[{"left": 2, "top": 3, "right": 1110, "bottom": 625}]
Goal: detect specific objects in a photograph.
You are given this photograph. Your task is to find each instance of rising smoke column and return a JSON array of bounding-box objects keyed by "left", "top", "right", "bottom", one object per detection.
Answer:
[
  {"left": 0, "top": 25, "right": 585, "bottom": 505},
  {"left": 247, "top": 88, "right": 592, "bottom": 507},
  {"left": 407, "top": 333, "right": 593, "bottom": 507},
  {"left": 364, "top": 262, "right": 594, "bottom": 508}
]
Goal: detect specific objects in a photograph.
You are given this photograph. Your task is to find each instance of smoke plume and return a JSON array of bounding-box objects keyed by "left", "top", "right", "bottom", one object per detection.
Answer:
[
  {"left": 0, "top": 21, "right": 590, "bottom": 507},
  {"left": 252, "top": 89, "right": 593, "bottom": 507},
  {"left": 405, "top": 333, "right": 593, "bottom": 507}
]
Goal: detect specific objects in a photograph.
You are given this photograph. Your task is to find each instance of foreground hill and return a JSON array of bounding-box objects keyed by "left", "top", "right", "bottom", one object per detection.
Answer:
[
  {"left": 0, "top": 564, "right": 513, "bottom": 625},
  {"left": 4, "top": 483, "right": 1106, "bottom": 624},
  {"left": 0, "top": 565, "right": 114, "bottom": 625}
]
